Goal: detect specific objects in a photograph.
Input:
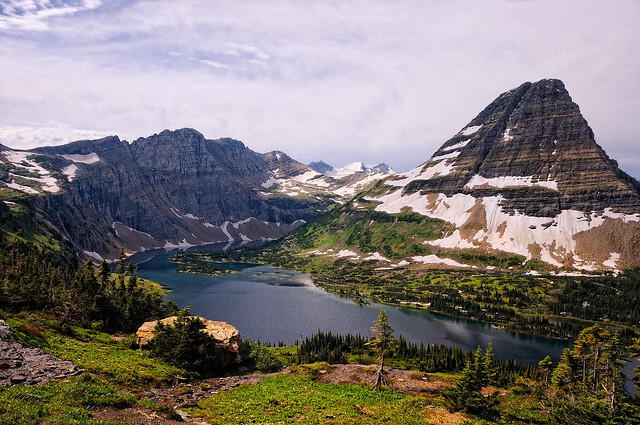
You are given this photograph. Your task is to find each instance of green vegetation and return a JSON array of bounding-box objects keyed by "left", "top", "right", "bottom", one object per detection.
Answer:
[
  {"left": 0, "top": 375, "right": 135, "bottom": 425},
  {"left": 190, "top": 373, "right": 432, "bottom": 424},
  {"left": 0, "top": 237, "right": 177, "bottom": 333},
  {"left": 367, "top": 310, "right": 395, "bottom": 390},
  {"left": 276, "top": 201, "right": 453, "bottom": 259},
  {"left": 6, "top": 312, "right": 185, "bottom": 387},
  {"left": 239, "top": 340, "right": 284, "bottom": 372},
  {"left": 443, "top": 345, "right": 499, "bottom": 418},
  {"left": 295, "top": 330, "right": 539, "bottom": 388},
  {"left": 170, "top": 251, "right": 236, "bottom": 275}
]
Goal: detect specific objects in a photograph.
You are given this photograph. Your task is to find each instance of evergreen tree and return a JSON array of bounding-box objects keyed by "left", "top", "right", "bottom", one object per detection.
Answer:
[
  {"left": 538, "top": 355, "right": 553, "bottom": 388},
  {"left": 443, "top": 345, "right": 497, "bottom": 417},
  {"left": 367, "top": 310, "right": 395, "bottom": 390}
]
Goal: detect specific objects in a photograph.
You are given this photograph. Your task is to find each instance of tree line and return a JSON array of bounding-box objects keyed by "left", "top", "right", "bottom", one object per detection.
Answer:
[
  {"left": 0, "top": 237, "right": 176, "bottom": 333},
  {"left": 295, "top": 329, "right": 539, "bottom": 387}
]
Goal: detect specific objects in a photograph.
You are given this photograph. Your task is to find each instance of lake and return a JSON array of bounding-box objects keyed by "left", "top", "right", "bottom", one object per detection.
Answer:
[{"left": 133, "top": 246, "right": 573, "bottom": 365}]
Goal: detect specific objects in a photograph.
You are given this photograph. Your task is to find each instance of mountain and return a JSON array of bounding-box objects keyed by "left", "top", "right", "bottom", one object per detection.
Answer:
[
  {"left": 308, "top": 161, "right": 334, "bottom": 174},
  {"left": 289, "top": 79, "right": 640, "bottom": 272},
  {"left": 0, "top": 129, "right": 336, "bottom": 259},
  {"left": 309, "top": 160, "right": 395, "bottom": 177},
  {"left": 0, "top": 129, "right": 396, "bottom": 260}
]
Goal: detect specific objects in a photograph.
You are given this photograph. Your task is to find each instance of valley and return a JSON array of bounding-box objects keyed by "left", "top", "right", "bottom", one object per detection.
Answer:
[{"left": 1, "top": 78, "right": 640, "bottom": 424}]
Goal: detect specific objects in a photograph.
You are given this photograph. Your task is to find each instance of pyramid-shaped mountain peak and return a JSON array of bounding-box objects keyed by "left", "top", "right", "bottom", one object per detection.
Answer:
[
  {"left": 395, "top": 78, "right": 640, "bottom": 217},
  {"left": 370, "top": 79, "right": 640, "bottom": 271}
]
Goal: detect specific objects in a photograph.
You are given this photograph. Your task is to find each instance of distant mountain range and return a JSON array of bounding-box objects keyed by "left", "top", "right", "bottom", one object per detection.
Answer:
[
  {"left": 308, "top": 161, "right": 395, "bottom": 177},
  {"left": 1, "top": 78, "right": 638, "bottom": 271}
]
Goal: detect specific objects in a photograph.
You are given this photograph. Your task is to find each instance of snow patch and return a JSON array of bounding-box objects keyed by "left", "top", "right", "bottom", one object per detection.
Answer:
[
  {"left": 459, "top": 125, "right": 482, "bottom": 136},
  {"left": 603, "top": 252, "right": 620, "bottom": 269},
  {"left": 2, "top": 150, "right": 61, "bottom": 192},
  {"left": 411, "top": 255, "right": 469, "bottom": 268},
  {"left": 334, "top": 249, "right": 360, "bottom": 259},
  {"left": 4, "top": 180, "right": 39, "bottom": 194},
  {"left": 261, "top": 175, "right": 279, "bottom": 189},
  {"left": 371, "top": 186, "right": 638, "bottom": 271},
  {"left": 8, "top": 172, "right": 60, "bottom": 193},
  {"left": 502, "top": 128, "right": 514, "bottom": 142},
  {"left": 371, "top": 191, "right": 477, "bottom": 227},
  {"left": 62, "top": 153, "right": 100, "bottom": 164},
  {"left": 220, "top": 222, "right": 234, "bottom": 242},
  {"left": 291, "top": 170, "right": 324, "bottom": 184},
  {"left": 385, "top": 157, "right": 456, "bottom": 188},
  {"left": 441, "top": 139, "right": 471, "bottom": 152},
  {"left": 112, "top": 222, "right": 154, "bottom": 239},
  {"left": 362, "top": 252, "right": 391, "bottom": 262},
  {"left": 464, "top": 174, "right": 558, "bottom": 191},
  {"left": 83, "top": 251, "right": 104, "bottom": 261},
  {"left": 62, "top": 164, "right": 79, "bottom": 181},
  {"left": 163, "top": 239, "right": 195, "bottom": 251},
  {"left": 232, "top": 218, "right": 254, "bottom": 229}
]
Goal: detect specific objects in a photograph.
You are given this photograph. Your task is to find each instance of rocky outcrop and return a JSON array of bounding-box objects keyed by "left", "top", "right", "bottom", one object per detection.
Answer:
[
  {"left": 0, "top": 320, "right": 82, "bottom": 387},
  {"left": 136, "top": 316, "right": 242, "bottom": 364}
]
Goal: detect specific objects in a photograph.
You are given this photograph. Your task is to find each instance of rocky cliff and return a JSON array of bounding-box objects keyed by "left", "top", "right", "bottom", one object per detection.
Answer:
[
  {"left": 0, "top": 128, "right": 393, "bottom": 260},
  {"left": 0, "top": 129, "right": 333, "bottom": 259}
]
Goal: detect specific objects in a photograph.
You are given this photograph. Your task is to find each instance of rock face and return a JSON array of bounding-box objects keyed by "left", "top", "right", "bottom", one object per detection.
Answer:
[
  {"left": 0, "top": 128, "right": 393, "bottom": 260},
  {"left": 0, "top": 320, "right": 82, "bottom": 387},
  {"left": 365, "top": 79, "right": 640, "bottom": 271},
  {"left": 14, "top": 129, "right": 333, "bottom": 259},
  {"left": 136, "top": 316, "right": 242, "bottom": 364}
]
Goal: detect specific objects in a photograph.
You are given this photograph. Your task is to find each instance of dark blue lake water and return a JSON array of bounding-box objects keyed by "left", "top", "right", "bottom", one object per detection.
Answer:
[{"left": 133, "top": 246, "right": 575, "bottom": 365}]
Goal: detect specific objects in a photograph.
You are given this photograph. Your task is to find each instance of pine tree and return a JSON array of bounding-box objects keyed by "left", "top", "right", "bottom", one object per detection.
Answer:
[
  {"left": 538, "top": 355, "right": 553, "bottom": 388},
  {"left": 367, "top": 310, "right": 395, "bottom": 390}
]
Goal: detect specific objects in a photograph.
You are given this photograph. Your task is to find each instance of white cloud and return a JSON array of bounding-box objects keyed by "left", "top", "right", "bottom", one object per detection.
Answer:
[
  {"left": 0, "top": 0, "right": 102, "bottom": 30},
  {"left": 0, "top": 0, "right": 639, "bottom": 178}
]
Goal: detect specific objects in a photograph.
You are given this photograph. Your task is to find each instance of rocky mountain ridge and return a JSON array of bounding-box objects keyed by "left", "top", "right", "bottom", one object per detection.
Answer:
[{"left": 0, "top": 129, "right": 388, "bottom": 260}]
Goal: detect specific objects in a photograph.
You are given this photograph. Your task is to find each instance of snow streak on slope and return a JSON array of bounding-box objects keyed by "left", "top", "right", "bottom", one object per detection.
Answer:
[
  {"left": 1, "top": 149, "right": 61, "bottom": 193},
  {"left": 464, "top": 174, "right": 558, "bottom": 190},
  {"left": 368, "top": 187, "right": 640, "bottom": 270}
]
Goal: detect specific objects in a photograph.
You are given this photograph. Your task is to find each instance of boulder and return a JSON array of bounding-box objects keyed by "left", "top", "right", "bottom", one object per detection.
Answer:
[{"left": 136, "top": 316, "right": 242, "bottom": 363}]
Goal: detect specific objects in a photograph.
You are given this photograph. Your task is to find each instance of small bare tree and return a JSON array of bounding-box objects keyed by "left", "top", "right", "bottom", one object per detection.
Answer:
[{"left": 368, "top": 310, "right": 395, "bottom": 390}]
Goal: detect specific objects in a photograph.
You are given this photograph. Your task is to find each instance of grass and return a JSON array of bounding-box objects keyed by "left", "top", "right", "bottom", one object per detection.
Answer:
[
  {"left": 190, "top": 373, "right": 443, "bottom": 424},
  {"left": 6, "top": 312, "right": 185, "bottom": 388},
  {"left": 0, "top": 375, "right": 135, "bottom": 425}
]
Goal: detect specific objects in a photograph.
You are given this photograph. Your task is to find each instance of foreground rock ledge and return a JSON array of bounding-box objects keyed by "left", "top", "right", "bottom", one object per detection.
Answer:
[
  {"left": 0, "top": 320, "right": 82, "bottom": 387},
  {"left": 136, "top": 316, "right": 242, "bottom": 364}
]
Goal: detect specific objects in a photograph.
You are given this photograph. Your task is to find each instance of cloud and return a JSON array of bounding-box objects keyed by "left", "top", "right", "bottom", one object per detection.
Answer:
[
  {"left": 0, "top": 0, "right": 639, "bottom": 178},
  {"left": 0, "top": 0, "right": 102, "bottom": 30},
  {"left": 0, "top": 123, "right": 111, "bottom": 150}
]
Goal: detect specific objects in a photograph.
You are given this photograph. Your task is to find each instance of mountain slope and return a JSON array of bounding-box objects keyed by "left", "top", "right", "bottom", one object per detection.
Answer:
[{"left": 290, "top": 79, "right": 640, "bottom": 272}]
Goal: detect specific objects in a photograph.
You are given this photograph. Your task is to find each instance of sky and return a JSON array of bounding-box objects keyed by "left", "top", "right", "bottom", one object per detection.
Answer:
[{"left": 0, "top": 0, "right": 639, "bottom": 178}]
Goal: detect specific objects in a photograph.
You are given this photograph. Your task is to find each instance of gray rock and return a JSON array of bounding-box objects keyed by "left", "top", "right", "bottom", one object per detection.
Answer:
[{"left": 0, "top": 320, "right": 82, "bottom": 387}]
